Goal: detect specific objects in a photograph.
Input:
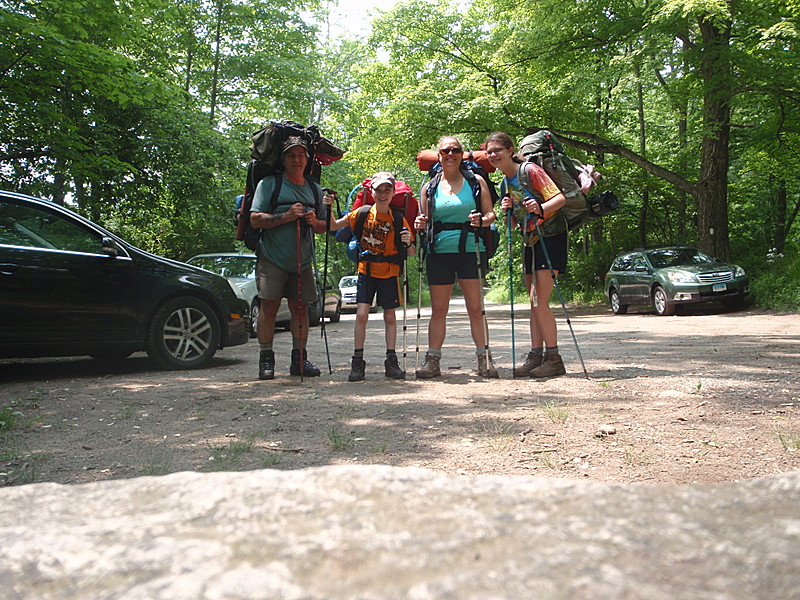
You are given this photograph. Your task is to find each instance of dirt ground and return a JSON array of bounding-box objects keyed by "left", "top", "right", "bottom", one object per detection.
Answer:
[{"left": 1, "top": 301, "right": 799, "bottom": 487}]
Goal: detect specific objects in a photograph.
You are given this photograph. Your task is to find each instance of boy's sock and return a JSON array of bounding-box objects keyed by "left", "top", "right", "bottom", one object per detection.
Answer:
[{"left": 354, "top": 348, "right": 364, "bottom": 359}]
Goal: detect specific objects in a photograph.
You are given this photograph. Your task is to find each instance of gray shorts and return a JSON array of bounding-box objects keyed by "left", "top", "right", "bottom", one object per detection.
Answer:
[{"left": 256, "top": 259, "right": 318, "bottom": 303}]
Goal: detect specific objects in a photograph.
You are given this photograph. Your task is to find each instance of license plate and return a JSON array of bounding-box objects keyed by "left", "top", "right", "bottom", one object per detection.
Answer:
[{"left": 712, "top": 283, "right": 727, "bottom": 292}]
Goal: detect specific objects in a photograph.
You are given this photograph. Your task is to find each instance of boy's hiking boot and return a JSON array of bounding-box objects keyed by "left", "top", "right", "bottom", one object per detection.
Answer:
[
  {"left": 348, "top": 357, "right": 366, "bottom": 382},
  {"left": 415, "top": 353, "right": 441, "bottom": 379},
  {"left": 513, "top": 351, "right": 543, "bottom": 378},
  {"left": 258, "top": 350, "right": 275, "bottom": 381},
  {"left": 384, "top": 355, "right": 405, "bottom": 380},
  {"left": 290, "top": 349, "right": 321, "bottom": 377},
  {"left": 530, "top": 352, "right": 566, "bottom": 378},
  {"left": 476, "top": 352, "right": 499, "bottom": 378}
]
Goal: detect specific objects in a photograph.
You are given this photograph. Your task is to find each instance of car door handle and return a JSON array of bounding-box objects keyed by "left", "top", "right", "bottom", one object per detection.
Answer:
[{"left": 0, "top": 263, "right": 19, "bottom": 275}]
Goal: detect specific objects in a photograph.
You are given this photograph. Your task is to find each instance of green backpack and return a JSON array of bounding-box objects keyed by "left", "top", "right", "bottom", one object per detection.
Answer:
[{"left": 517, "top": 130, "right": 617, "bottom": 236}]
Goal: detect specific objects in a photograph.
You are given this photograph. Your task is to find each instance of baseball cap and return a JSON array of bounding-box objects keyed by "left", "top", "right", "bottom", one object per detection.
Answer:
[
  {"left": 370, "top": 172, "right": 396, "bottom": 190},
  {"left": 282, "top": 136, "right": 309, "bottom": 155}
]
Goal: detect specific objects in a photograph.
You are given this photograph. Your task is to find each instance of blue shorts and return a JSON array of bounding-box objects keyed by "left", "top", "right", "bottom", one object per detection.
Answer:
[
  {"left": 426, "top": 252, "right": 487, "bottom": 286},
  {"left": 356, "top": 273, "right": 400, "bottom": 309},
  {"left": 524, "top": 231, "right": 568, "bottom": 274}
]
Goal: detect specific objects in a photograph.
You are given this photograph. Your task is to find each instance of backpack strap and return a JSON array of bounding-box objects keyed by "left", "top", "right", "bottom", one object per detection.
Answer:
[{"left": 425, "top": 166, "right": 483, "bottom": 254}]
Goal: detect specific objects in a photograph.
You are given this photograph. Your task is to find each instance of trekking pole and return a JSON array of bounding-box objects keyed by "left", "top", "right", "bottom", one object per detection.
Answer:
[
  {"left": 319, "top": 190, "right": 335, "bottom": 374},
  {"left": 531, "top": 216, "right": 589, "bottom": 378},
  {"left": 400, "top": 227, "right": 409, "bottom": 375},
  {"left": 415, "top": 230, "right": 426, "bottom": 371},
  {"left": 506, "top": 208, "right": 517, "bottom": 376},
  {"left": 296, "top": 218, "right": 304, "bottom": 383},
  {"left": 470, "top": 210, "right": 492, "bottom": 366},
  {"left": 401, "top": 191, "right": 411, "bottom": 375}
]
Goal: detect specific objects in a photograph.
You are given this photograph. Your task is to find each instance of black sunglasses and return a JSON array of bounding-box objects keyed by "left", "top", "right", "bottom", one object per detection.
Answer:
[{"left": 439, "top": 147, "right": 463, "bottom": 155}]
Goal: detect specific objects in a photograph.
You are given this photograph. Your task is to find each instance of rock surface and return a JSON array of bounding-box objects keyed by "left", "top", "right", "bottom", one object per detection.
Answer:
[{"left": 2, "top": 466, "right": 799, "bottom": 599}]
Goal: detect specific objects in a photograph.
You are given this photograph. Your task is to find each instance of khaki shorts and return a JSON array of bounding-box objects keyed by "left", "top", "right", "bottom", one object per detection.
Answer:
[{"left": 257, "top": 259, "right": 318, "bottom": 303}]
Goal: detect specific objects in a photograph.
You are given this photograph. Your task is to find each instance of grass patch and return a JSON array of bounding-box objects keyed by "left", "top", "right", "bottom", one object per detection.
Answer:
[
  {"left": 1, "top": 452, "right": 51, "bottom": 484},
  {"left": 472, "top": 415, "right": 516, "bottom": 452},
  {"left": 541, "top": 400, "right": 570, "bottom": 424},
  {"left": 328, "top": 427, "right": 355, "bottom": 451},
  {"left": 207, "top": 435, "right": 256, "bottom": 470},
  {"left": 623, "top": 445, "right": 652, "bottom": 465},
  {"left": 776, "top": 431, "right": 800, "bottom": 451},
  {"left": 142, "top": 454, "right": 174, "bottom": 476}
]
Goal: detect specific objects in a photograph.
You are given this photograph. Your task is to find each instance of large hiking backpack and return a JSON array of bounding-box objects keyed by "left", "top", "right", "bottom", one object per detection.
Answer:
[
  {"left": 416, "top": 149, "right": 500, "bottom": 258},
  {"left": 517, "top": 130, "right": 617, "bottom": 234},
  {"left": 235, "top": 120, "right": 344, "bottom": 251},
  {"left": 336, "top": 177, "right": 418, "bottom": 263}
]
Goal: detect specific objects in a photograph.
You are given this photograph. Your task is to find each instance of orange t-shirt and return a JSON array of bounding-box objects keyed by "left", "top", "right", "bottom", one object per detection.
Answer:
[{"left": 346, "top": 206, "right": 413, "bottom": 278}]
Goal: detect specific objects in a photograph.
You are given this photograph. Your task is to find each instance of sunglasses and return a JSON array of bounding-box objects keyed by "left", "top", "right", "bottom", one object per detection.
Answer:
[{"left": 439, "top": 147, "right": 463, "bottom": 155}]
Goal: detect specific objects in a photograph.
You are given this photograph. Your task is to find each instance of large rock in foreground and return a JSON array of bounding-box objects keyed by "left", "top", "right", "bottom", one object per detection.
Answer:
[{"left": 2, "top": 466, "right": 799, "bottom": 599}]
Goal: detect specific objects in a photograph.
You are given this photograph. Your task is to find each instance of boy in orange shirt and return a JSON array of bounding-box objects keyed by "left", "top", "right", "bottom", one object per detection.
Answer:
[{"left": 325, "top": 173, "right": 415, "bottom": 380}]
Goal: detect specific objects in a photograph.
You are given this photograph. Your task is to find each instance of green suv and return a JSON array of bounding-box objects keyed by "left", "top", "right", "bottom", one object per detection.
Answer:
[{"left": 603, "top": 246, "right": 749, "bottom": 316}]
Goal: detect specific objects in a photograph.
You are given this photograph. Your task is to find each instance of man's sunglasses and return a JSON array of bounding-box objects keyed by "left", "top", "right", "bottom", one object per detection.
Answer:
[{"left": 439, "top": 147, "right": 463, "bottom": 155}]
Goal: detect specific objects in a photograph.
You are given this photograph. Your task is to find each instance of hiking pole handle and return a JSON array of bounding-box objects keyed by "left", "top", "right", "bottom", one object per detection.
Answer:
[{"left": 399, "top": 226, "right": 411, "bottom": 248}]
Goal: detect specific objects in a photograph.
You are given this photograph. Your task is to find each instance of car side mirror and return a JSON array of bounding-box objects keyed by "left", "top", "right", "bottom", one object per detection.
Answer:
[{"left": 101, "top": 237, "right": 120, "bottom": 257}]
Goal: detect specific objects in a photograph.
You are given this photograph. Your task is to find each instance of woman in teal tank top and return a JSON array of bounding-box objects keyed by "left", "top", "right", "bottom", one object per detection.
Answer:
[{"left": 413, "top": 136, "right": 498, "bottom": 379}]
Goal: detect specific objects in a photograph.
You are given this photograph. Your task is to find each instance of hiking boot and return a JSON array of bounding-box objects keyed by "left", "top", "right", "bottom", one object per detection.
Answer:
[
  {"left": 513, "top": 351, "right": 543, "bottom": 378},
  {"left": 415, "top": 353, "right": 441, "bottom": 379},
  {"left": 258, "top": 350, "right": 275, "bottom": 381},
  {"left": 530, "top": 352, "right": 566, "bottom": 378},
  {"left": 290, "top": 349, "right": 321, "bottom": 377},
  {"left": 348, "top": 357, "right": 366, "bottom": 382},
  {"left": 384, "top": 355, "right": 405, "bottom": 380},
  {"left": 476, "top": 352, "right": 499, "bottom": 378}
]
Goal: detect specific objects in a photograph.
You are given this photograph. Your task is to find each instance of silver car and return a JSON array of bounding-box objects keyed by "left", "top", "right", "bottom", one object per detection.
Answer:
[{"left": 187, "top": 253, "right": 341, "bottom": 336}]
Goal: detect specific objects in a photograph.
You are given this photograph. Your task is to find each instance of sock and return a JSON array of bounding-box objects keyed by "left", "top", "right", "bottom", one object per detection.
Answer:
[
  {"left": 427, "top": 348, "right": 442, "bottom": 359},
  {"left": 292, "top": 338, "right": 302, "bottom": 351},
  {"left": 386, "top": 349, "right": 396, "bottom": 358},
  {"left": 545, "top": 345, "right": 559, "bottom": 355},
  {"left": 475, "top": 347, "right": 489, "bottom": 357},
  {"left": 259, "top": 342, "right": 273, "bottom": 352},
  {"left": 531, "top": 347, "right": 544, "bottom": 355},
  {"left": 354, "top": 348, "right": 364, "bottom": 359}
]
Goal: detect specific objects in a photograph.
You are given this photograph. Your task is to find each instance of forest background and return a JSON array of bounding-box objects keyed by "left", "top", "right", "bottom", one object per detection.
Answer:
[{"left": 2, "top": 0, "right": 799, "bottom": 309}]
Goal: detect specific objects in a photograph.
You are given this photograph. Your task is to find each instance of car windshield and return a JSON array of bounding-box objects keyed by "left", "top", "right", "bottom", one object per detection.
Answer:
[
  {"left": 646, "top": 248, "right": 713, "bottom": 268},
  {"left": 191, "top": 256, "right": 255, "bottom": 279},
  {"left": 340, "top": 276, "right": 358, "bottom": 287}
]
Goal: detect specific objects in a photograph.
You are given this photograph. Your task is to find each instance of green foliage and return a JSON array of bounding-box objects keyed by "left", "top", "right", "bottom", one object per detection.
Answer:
[{"left": 749, "top": 250, "right": 800, "bottom": 311}]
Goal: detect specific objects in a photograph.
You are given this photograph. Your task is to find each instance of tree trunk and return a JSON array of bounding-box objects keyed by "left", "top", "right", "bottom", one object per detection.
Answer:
[
  {"left": 209, "top": 0, "right": 223, "bottom": 124},
  {"left": 695, "top": 17, "right": 732, "bottom": 261}
]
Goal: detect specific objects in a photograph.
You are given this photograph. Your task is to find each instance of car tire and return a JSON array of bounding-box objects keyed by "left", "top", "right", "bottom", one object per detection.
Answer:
[
  {"left": 329, "top": 300, "right": 342, "bottom": 323},
  {"left": 652, "top": 285, "right": 675, "bottom": 316},
  {"left": 609, "top": 289, "right": 628, "bottom": 314},
  {"left": 249, "top": 300, "right": 259, "bottom": 338},
  {"left": 146, "top": 297, "right": 221, "bottom": 369}
]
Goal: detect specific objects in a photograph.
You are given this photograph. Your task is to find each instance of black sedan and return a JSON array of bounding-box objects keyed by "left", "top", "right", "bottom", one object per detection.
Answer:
[{"left": 0, "top": 191, "right": 249, "bottom": 369}]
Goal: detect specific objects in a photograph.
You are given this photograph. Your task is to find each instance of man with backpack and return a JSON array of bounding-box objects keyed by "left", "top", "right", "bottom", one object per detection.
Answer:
[
  {"left": 250, "top": 136, "right": 328, "bottom": 380},
  {"left": 324, "top": 172, "right": 416, "bottom": 381}
]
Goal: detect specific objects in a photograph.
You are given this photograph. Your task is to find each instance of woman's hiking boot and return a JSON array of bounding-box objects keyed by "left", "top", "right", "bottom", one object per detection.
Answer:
[
  {"left": 290, "top": 349, "right": 321, "bottom": 377},
  {"left": 476, "top": 351, "right": 499, "bottom": 378},
  {"left": 384, "top": 355, "right": 405, "bottom": 380},
  {"left": 258, "top": 350, "right": 275, "bottom": 381},
  {"left": 348, "top": 357, "right": 366, "bottom": 382},
  {"left": 513, "top": 351, "right": 543, "bottom": 378},
  {"left": 415, "top": 353, "right": 441, "bottom": 379},
  {"left": 530, "top": 352, "right": 566, "bottom": 378}
]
